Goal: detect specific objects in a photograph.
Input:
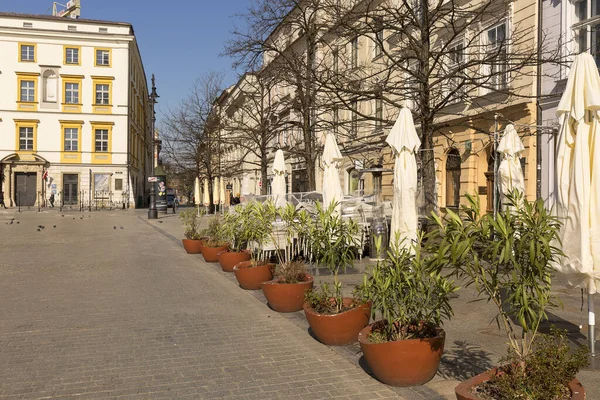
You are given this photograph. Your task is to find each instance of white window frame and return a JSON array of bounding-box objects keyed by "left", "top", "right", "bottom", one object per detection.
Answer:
[
  {"left": 571, "top": 0, "right": 600, "bottom": 63},
  {"left": 19, "top": 127, "right": 34, "bottom": 151},
  {"left": 95, "top": 129, "right": 109, "bottom": 152},
  {"left": 480, "top": 20, "right": 509, "bottom": 95},
  {"left": 65, "top": 47, "right": 79, "bottom": 64},
  {"left": 96, "top": 49, "right": 110, "bottom": 66},
  {"left": 443, "top": 38, "right": 466, "bottom": 103},
  {"left": 21, "top": 45, "right": 35, "bottom": 61},
  {"left": 65, "top": 82, "right": 79, "bottom": 104},
  {"left": 20, "top": 80, "right": 35, "bottom": 102},
  {"left": 64, "top": 127, "right": 79, "bottom": 151},
  {"left": 95, "top": 84, "right": 109, "bottom": 105}
]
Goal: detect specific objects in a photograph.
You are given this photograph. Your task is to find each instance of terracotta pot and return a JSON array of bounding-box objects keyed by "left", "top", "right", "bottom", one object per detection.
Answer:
[
  {"left": 454, "top": 369, "right": 585, "bottom": 400},
  {"left": 358, "top": 323, "right": 445, "bottom": 386},
  {"left": 218, "top": 250, "right": 251, "bottom": 272},
  {"left": 233, "top": 261, "right": 274, "bottom": 290},
  {"left": 262, "top": 275, "right": 314, "bottom": 313},
  {"left": 304, "top": 299, "right": 371, "bottom": 345},
  {"left": 182, "top": 239, "right": 204, "bottom": 254},
  {"left": 201, "top": 245, "right": 229, "bottom": 263}
]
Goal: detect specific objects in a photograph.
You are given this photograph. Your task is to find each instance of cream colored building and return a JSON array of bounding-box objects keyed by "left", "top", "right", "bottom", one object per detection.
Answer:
[
  {"left": 223, "top": 0, "right": 541, "bottom": 214},
  {"left": 0, "top": 12, "right": 152, "bottom": 209}
]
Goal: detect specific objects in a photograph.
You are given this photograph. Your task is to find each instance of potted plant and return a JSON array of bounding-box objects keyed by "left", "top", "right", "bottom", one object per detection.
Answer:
[
  {"left": 431, "top": 193, "right": 588, "bottom": 400},
  {"left": 356, "top": 238, "right": 456, "bottom": 386},
  {"left": 217, "top": 206, "right": 251, "bottom": 272},
  {"left": 233, "top": 201, "right": 276, "bottom": 290},
  {"left": 180, "top": 208, "right": 206, "bottom": 254},
  {"left": 261, "top": 202, "right": 314, "bottom": 312},
  {"left": 200, "top": 216, "right": 229, "bottom": 263},
  {"left": 303, "top": 201, "right": 371, "bottom": 346}
]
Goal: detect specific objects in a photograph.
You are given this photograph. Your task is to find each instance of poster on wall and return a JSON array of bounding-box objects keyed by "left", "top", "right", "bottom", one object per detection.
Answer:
[
  {"left": 94, "top": 173, "right": 110, "bottom": 198},
  {"left": 155, "top": 175, "right": 167, "bottom": 212}
]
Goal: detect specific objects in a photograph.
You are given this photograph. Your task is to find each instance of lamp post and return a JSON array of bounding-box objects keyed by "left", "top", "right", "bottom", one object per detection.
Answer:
[{"left": 148, "top": 74, "right": 159, "bottom": 219}]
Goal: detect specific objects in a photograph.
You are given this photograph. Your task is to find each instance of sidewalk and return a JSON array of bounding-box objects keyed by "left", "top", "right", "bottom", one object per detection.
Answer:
[{"left": 148, "top": 207, "right": 599, "bottom": 399}]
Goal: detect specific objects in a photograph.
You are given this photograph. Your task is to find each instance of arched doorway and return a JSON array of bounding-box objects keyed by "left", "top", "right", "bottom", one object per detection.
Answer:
[{"left": 445, "top": 148, "right": 461, "bottom": 209}]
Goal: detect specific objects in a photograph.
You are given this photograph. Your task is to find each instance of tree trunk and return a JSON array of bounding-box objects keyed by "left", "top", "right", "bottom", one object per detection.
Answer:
[{"left": 260, "top": 157, "right": 268, "bottom": 195}]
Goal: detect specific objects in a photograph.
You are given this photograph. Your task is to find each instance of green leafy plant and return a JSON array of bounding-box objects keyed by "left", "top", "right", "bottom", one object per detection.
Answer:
[
  {"left": 257, "top": 201, "right": 310, "bottom": 283},
  {"left": 305, "top": 201, "right": 361, "bottom": 314},
  {"left": 357, "top": 238, "right": 456, "bottom": 342},
  {"left": 221, "top": 205, "right": 253, "bottom": 252},
  {"left": 430, "top": 192, "right": 563, "bottom": 361},
  {"left": 203, "top": 216, "right": 229, "bottom": 247},
  {"left": 179, "top": 209, "right": 205, "bottom": 240},
  {"left": 478, "top": 329, "right": 589, "bottom": 400},
  {"left": 246, "top": 200, "right": 277, "bottom": 265}
]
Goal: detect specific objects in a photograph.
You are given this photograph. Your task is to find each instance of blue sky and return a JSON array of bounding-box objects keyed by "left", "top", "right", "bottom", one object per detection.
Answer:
[{"left": 3, "top": 0, "right": 249, "bottom": 118}]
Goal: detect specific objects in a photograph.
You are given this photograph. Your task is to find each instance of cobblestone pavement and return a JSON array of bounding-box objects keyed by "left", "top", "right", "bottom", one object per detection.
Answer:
[
  {"left": 0, "top": 208, "right": 597, "bottom": 400},
  {"left": 0, "top": 209, "right": 405, "bottom": 400}
]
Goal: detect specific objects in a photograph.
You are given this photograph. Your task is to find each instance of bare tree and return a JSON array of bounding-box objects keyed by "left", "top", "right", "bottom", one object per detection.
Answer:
[
  {"left": 218, "top": 73, "right": 285, "bottom": 195},
  {"left": 225, "top": 0, "right": 337, "bottom": 191},
  {"left": 161, "top": 72, "right": 226, "bottom": 207},
  {"left": 319, "top": 0, "right": 563, "bottom": 215}
]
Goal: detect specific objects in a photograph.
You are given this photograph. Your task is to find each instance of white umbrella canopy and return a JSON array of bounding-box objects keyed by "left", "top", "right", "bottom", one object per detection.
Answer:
[
  {"left": 496, "top": 124, "right": 525, "bottom": 208},
  {"left": 554, "top": 52, "right": 600, "bottom": 354},
  {"left": 385, "top": 108, "right": 421, "bottom": 251},
  {"left": 272, "top": 149, "right": 287, "bottom": 207},
  {"left": 203, "top": 178, "right": 210, "bottom": 207},
  {"left": 555, "top": 52, "right": 600, "bottom": 294},
  {"left": 194, "top": 177, "right": 201, "bottom": 206},
  {"left": 213, "top": 177, "right": 220, "bottom": 205},
  {"left": 219, "top": 177, "right": 226, "bottom": 205},
  {"left": 322, "top": 133, "right": 344, "bottom": 214}
]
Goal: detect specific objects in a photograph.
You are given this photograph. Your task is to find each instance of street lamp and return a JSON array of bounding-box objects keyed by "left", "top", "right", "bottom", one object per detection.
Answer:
[{"left": 148, "top": 74, "right": 159, "bottom": 219}]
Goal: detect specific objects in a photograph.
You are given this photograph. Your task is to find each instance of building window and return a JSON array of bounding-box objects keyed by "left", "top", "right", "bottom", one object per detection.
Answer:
[
  {"left": 333, "top": 48, "right": 339, "bottom": 74},
  {"left": 20, "top": 80, "right": 35, "bottom": 102},
  {"left": 95, "top": 49, "right": 111, "bottom": 66},
  {"left": 65, "top": 82, "right": 79, "bottom": 104},
  {"left": 20, "top": 43, "right": 35, "bottom": 62},
  {"left": 374, "top": 19, "right": 384, "bottom": 58},
  {"left": 444, "top": 41, "right": 465, "bottom": 102},
  {"left": 351, "top": 37, "right": 359, "bottom": 68},
  {"left": 64, "top": 128, "right": 78, "bottom": 151},
  {"left": 115, "top": 179, "right": 123, "bottom": 191},
  {"left": 95, "top": 129, "right": 109, "bottom": 152},
  {"left": 351, "top": 100, "right": 358, "bottom": 137},
  {"left": 375, "top": 97, "right": 383, "bottom": 129},
  {"left": 333, "top": 108, "right": 339, "bottom": 133},
  {"left": 572, "top": 0, "right": 600, "bottom": 64},
  {"left": 486, "top": 23, "right": 508, "bottom": 90},
  {"left": 95, "top": 84, "right": 110, "bottom": 104},
  {"left": 348, "top": 168, "right": 361, "bottom": 195},
  {"left": 19, "top": 127, "right": 34, "bottom": 151},
  {"left": 65, "top": 47, "right": 80, "bottom": 65},
  {"left": 445, "top": 148, "right": 461, "bottom": 208}
]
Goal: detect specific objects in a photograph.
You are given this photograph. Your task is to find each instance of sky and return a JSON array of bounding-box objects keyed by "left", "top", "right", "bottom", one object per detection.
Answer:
[{"left": 2, "top": 0, "right": 250, "bottom": 119}]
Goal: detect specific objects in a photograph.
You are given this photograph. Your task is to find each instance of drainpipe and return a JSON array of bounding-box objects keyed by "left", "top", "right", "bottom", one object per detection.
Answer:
[{"left": 535, "top": 0, "right": 543, "bottom": 200}]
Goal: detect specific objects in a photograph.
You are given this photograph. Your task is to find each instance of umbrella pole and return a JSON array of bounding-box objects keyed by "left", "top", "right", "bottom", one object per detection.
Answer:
[{"left": 590, "top": 293, "right": 596, "bottom": 355}]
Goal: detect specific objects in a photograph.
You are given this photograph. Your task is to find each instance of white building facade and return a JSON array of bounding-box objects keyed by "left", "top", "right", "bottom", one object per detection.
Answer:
[
  {"left": 0, "top": 12, "right": 152, "bottom": 209},
  {"left": 540, "top": 0, "right": 600, "bottom": 206}
]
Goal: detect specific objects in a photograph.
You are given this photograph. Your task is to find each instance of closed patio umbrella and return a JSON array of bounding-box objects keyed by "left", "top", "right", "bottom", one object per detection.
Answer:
[
  {"left": 322, "top": 132, "right": 344, "bottom": 214},
  {"left": 219, "top": 177, "right": 226, "bottom": 206},
  {"left": 194, "top": 177, "right": 201, "bottom": 215},
  {"left": 496, "top": 124, "right": 525, "bottom": 208},
  {"left": 272, "top": 149, "right": 287, "bottom": 207},
  {"left": 213, "top": 177, "right": 220, "bottom": 206},
  {"left": 203, "top": 178, "right": 210, "bottom": 207},
  {"left": 554, "top": 52, "right": 600, "bottom": 354},
  {"left": 385, "top": 107, "right": 421, "bottom": 252},
  {"left": 194, "top": 177, "right": 201, "bottom": 206}
]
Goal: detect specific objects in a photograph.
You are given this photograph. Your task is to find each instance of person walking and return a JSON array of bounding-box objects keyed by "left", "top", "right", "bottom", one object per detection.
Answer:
[
  {"left": 0, "top": 191, "right": 6, "bottom": 209},
  {"left": 49, "top": 193, "right": 55, "bottom": 208}
]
